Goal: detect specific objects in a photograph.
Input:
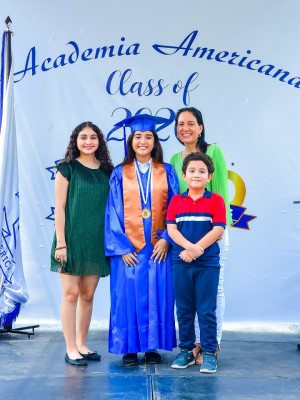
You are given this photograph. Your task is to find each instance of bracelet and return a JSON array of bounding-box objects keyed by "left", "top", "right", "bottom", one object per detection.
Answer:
[{"left": 55, "top": 246, "right": 67, "bottom": 250}]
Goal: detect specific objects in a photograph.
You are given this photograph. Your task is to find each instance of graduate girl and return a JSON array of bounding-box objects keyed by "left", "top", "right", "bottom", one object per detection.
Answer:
[{"left": 105, "top": 114, "right": 178, "bottom": 366}]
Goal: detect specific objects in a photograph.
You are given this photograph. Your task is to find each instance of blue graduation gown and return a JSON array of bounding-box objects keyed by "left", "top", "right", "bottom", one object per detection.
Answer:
[{"left": 105, "top": 162, "right": 178, "bottom": 354}]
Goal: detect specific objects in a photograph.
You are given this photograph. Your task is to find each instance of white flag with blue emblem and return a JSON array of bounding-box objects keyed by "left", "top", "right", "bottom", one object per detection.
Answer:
[{"left": 0, "top": 30, "right": 29, "bottom": 328}]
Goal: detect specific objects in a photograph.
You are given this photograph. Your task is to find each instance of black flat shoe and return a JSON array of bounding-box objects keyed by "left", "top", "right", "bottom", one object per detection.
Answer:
[
  {"left": 123, "top": 353, "right": 138, "bottom": 366},
  {"left": 64, "top": 353, "right": 87, "bottom": 366},
  {"left": 145, "top": 350, "right": 161, "bottom": 364},
  {"left": 79, "top": 351, "right": 101, "bottom": 361}
]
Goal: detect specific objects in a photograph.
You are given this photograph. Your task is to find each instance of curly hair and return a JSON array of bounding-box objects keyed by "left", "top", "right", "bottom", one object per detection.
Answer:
[
  {"left": 61, "top": 121, "right": 114, "bottom": 174},
  {"left": 175, "top": 107, "right": 209, "bottom": 154}
]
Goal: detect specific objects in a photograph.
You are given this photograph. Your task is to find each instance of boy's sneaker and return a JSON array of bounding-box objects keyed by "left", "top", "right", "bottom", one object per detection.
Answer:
[
  {"left": 200, "top": 352, "right": 217, "bottom": 374},
  {"left": 171, "top": 349, "right": 195, "bottom": 369}
]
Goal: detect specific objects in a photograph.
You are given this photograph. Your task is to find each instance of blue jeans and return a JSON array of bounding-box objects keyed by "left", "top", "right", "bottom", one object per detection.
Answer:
[{"left": 172, "top": 264, "right": 220, "bottom": 353}]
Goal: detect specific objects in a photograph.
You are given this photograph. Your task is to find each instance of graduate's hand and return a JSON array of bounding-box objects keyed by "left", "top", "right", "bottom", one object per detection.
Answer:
[
  {"left": 122, "top": 252, "right": 138, "bottom": 267},
  {"left": 179, "top": 250, "right": 194, "bottom": 263},
  {"left": 151, "top": 239, "right": 169, "bottom": 263}
]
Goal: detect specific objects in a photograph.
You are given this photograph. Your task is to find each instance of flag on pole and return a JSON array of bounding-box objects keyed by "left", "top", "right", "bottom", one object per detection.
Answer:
[{"left": 0, "top": 22, "right": 29, "bottom": 328}]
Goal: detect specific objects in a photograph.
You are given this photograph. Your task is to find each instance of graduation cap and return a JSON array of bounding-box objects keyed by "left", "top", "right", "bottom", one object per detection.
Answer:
[
  {"left": 114, "top": 114, "right": 169, "bottom": 155},
  {"left": 114, "top": 114, "right": 169, "bottom": 132}
]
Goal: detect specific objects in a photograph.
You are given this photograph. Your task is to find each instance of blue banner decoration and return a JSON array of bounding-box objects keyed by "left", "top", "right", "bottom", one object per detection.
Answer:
[{"left": 230, "top": 205, "right": 256, "bottom": 230}]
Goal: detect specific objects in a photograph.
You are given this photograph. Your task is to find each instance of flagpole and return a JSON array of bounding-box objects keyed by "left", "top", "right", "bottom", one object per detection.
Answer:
[{"left": 5, "top": 16, "right": 12, "bottom": 80}]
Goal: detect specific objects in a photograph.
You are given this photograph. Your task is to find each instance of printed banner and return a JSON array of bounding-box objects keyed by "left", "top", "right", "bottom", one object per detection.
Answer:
[{"left": 0, "top": 0, "right": 299, "bottom": 325}]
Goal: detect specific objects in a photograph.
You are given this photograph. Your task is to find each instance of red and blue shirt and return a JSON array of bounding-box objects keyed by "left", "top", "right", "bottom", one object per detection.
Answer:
[{"left": 166, "top": 189, "right": 226, "bottom": 267}]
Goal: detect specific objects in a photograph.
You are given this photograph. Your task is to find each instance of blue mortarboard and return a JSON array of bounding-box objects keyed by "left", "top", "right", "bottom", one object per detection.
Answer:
[
  {"left": 114, "top": 114, "right": 168, "bottom": 133},
  {"left": 114, "top": 114, "right": 169, "bottom": 156}
]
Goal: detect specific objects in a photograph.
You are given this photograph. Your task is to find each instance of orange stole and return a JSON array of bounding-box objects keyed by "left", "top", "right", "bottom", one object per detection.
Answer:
[{"left": 123, "top": 161, "right": 168, "bottom": 252}]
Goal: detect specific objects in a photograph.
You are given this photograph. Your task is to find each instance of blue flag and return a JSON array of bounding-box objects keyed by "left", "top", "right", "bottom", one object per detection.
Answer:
[{"left": 0, "top": 30, "right": 29, "bottom": 328}]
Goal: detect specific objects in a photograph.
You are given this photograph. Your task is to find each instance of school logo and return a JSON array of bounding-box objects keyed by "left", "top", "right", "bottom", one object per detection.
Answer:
[{"left": 229, "top": 170, "right": 256, "bottom": 230}]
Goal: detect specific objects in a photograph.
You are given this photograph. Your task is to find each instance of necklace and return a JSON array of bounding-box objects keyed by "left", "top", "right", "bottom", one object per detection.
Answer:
[{"left": 135, "top": 159, "right": 152, "bottom": 219}]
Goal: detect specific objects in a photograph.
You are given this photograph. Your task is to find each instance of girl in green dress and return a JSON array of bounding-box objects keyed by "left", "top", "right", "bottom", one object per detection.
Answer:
[{"left": 51, "top": 121, "right": 113, "bottom": 366}]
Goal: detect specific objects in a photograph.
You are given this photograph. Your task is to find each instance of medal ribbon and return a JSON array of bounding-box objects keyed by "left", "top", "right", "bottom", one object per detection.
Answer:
[
  {"left": 123, "top": 160, "right": 168, "bottom": 252},
  {"left": 134, "top": 159, "right": 152, "bottom": 208}
]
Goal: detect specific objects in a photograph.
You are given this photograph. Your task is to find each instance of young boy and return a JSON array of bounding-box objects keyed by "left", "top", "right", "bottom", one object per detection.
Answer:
[{"left": 166, "top": 152, "right": 226, "bottom": 374}]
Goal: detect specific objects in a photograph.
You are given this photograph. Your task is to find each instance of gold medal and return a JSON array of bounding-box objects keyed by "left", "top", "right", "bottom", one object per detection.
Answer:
[{"left": 142, "top": 208, "right": 151, "bottom": 219}]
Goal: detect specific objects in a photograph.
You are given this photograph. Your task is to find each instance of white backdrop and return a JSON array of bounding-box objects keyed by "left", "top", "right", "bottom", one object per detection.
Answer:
[{"left": 1, "top": 0, "right": 300, "bottom": 326}]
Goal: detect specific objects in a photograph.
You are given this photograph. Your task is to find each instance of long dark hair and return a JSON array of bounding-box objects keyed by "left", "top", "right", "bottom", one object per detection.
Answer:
[
  {"left": 60, "top": 121, "right": 114, "bottom": 174},
  {"left": 174, "top": 107, "right": 209, "bottom": 154},
  {"left": 122, "top": 130, "right": 164, "bottom": 165}
]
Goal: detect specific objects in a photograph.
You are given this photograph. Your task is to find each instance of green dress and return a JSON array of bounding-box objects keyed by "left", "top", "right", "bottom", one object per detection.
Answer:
[{"left": 50, "top": 160, "right": 110, "bottom": 276}]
